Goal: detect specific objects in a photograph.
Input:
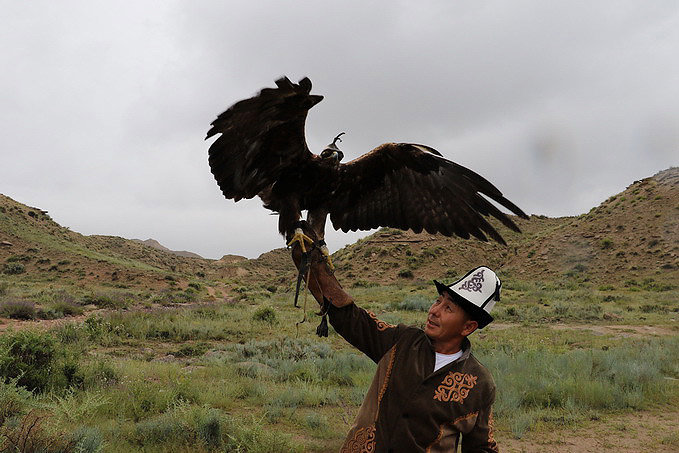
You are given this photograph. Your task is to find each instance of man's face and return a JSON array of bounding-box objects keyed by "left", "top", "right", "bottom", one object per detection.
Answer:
[{"left": 425, "top": 292, "right": 478, "bottom": 353}]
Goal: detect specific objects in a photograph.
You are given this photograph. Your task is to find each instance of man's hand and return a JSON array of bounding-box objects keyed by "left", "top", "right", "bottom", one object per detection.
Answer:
[{"left": 289, "top": 222, "right": 353, "bottom": 309}]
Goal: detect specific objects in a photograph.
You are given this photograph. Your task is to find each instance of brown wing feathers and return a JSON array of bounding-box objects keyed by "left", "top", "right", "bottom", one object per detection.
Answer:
[
  {"left": 206, "top": 77, "right": 322, "bottom": 202},
  {"left": 328, "top": 143, "right": 528, "bottom": 244},
  {"left": 207, "top": 77, "right": 528, "bottom": 246}
]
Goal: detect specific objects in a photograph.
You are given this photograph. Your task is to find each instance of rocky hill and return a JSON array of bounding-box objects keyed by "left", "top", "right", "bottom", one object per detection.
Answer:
[
  {"left": 509, "top": 167, "right": 678, "bottom": 285},
  {"left": 0, "top": 194, "right": 299, "bottom": 298},
  {"left": 1, "top": 168, "right": 676, "bottom": 298},
  {"left": 0, "top": 194, "right": 214, "bottom": 291},
  {"left": 328, "top": 167, "right": 678, "bottom": 287}
]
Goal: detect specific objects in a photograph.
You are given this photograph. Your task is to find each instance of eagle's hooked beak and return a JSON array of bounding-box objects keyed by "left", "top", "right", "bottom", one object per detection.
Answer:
[{"left": 321, "top": 150, "right": 343, "bottom": 162}]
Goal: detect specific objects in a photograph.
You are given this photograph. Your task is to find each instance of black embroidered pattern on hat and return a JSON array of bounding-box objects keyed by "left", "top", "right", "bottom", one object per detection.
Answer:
[{"left": 459, "top": 269, "right": 485, "bottom": 293}]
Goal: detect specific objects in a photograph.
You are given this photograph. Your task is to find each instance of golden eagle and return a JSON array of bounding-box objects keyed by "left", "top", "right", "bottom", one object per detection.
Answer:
[{"left": 206, "top": 77, "right": 528, "bottom": 258}]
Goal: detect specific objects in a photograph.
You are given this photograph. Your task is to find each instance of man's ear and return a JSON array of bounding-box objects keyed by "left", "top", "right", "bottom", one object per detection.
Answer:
[{"left": 462, "top": 319, "right": 478, "bottom": 336}]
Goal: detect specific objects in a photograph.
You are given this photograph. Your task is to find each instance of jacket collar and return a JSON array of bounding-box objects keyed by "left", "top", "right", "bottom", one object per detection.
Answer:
[
  {"left": 424, "top": 333, "right": 472, "bottom": 361},
  {"left": 458, "top": 337, "right": 472, "bottom": 361}
]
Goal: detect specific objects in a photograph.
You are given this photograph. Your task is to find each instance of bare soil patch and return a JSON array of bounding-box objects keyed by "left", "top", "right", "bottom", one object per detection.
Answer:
[
  {"left": 491, "top": 322, "right": 678, "bottom": 338},
  {"left": 0, "top": 313, "right": 91, "bottom": 332},
  {"left": 499, "top": 409, "right": 679, "bottom": 452}
]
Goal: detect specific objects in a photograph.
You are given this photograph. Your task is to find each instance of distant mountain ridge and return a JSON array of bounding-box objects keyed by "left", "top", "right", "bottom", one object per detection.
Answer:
[{"left": 131, "top": 238, "right": 204, "bottom": 259}]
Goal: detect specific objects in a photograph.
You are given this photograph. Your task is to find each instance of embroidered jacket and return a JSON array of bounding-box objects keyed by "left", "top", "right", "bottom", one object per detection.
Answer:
[{"left": 329, "top": 303, "right": 498, "bottom": 453}]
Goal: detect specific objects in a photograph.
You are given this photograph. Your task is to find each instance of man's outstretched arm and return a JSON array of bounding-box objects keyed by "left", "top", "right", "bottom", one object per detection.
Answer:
[
  {"left": 288, "top": 224, "right": 353, "bottom": 310},
  {"left": 289, "top": 222, "right": 404, "bottom": 362}
]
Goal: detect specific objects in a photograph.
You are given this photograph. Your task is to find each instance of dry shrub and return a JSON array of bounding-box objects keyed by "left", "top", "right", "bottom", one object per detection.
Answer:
[
  {"left": 0, "top": 410, "right": 75, "bottom": 453},
  {"left": 0, "top": 301, "right": 36, "bottom": 320}
]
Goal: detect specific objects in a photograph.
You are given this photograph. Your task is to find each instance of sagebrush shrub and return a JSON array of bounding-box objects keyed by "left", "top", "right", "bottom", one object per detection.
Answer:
[
  {"left": 2, "top": 263, "right": 25, "bottom": 275},
  {"left": 0, "top": 330, "right": 56, "bottom": 392},
  {"left": 0, "top": 300, "right": 36, "bottom": 320},
  {"left": 388, "top": 294, "right": 431, "bottom": 312},
  {"left": 173, "top": 342, "right": 209, "bottom": 357},
  {"left": 0, "top": 330, "right": 83, "bottom": 393},
  {"left": 0, "top": 377, "right": 32, "bottom": 424},
  {"left": 0, "top": 281, "right": 9, "bottom": 296},
  {"left": 252, "top": 306, "right": 278, "bottom": 325}
]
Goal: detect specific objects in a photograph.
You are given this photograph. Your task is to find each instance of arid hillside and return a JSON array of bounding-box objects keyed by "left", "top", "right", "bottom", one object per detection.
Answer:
[
  {"left": 326, "top": 167, "right": 678, "bottom": 287},
  {"left": 0, "top": 194, "right": 213, "bottom": 291},
  {"left": 1, "top": 167, "right": 677, "bottom": 295},
  {"left": 0, "top": 194, "right": 298, "bottom": 299}
]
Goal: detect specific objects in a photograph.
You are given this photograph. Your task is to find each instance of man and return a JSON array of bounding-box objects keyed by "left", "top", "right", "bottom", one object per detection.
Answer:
[{"left": 291, "top": 226, "right": 500, "bottom": 453}]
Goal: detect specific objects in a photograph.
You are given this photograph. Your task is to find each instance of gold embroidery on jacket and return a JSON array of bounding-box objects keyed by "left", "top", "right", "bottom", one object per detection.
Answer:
[
  {"left": 342, "top": 425, "right": 376, "bottom": 453},
  {"left": 433, "top": 372, "right": 477, "bottom": 403},
  {"left": 377, "top": 346, "right": 397, "bottom": 405},
  {"left": 366, "top": 310, "right": 394, "bottom": 331},
  {"left": 487, "top": 408, "right": 496, "bottom": 444}
]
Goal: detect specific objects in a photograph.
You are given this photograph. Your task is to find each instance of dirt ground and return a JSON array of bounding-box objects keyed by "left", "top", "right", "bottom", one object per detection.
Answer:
[
  {"left": 0, "top": 314, "right": 90, "bottom": 332},
  {"left": 491, "top": 322, "right": 678, "bottom": 338},
  {"left": 498, "top": 409, "right": 679, "bottom": 452}
]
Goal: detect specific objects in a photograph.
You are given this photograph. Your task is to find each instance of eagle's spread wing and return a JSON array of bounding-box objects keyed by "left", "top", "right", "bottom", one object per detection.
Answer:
[
  {"left": 206, "top": 77, "right": 323, "bottom": 201},
  {"left": 327, "top": 143, "right": 529, "bottom": 245}
]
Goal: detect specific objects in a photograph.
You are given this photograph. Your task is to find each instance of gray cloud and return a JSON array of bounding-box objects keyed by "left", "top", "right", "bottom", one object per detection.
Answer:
[{"left": 1, "top": 0, "right": 677, "bottom": 259}]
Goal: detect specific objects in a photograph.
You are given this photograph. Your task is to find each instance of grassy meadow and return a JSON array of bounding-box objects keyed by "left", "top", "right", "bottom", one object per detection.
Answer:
[{"left": 0, "top": 277, "right": 678, "bottom": 452}]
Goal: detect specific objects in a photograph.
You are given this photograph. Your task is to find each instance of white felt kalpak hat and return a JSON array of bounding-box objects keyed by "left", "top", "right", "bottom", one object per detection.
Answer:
[{"left": 433, "top": 266, "right": 501, "bottom": 329}]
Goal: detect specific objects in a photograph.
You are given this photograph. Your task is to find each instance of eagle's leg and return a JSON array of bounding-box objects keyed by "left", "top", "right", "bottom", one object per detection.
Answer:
[
  {"left": 280, "top": 203, "right": 314, "bottom": 252},
  {"left": 307, "top": 210, "right": 334, "bottom": 272}
]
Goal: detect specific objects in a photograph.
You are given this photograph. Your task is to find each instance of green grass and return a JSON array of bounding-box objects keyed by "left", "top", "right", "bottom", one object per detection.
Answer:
[
  {"left": 0, "top": 283, "right": 677, "bottom": 450},
  {"left": 387, "top": 294, "right": 432, "bottom": 311},
  {"left": 479, "top": 336, "right": 679, "bottom": 437},
  {"left": 493, "top": 284, "right": 679, "bottom": 325}
]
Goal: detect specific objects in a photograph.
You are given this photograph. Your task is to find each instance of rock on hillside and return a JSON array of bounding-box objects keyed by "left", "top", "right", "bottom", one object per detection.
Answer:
[{"left": 217, "top": 254, "right": 249, "bottom": 264}]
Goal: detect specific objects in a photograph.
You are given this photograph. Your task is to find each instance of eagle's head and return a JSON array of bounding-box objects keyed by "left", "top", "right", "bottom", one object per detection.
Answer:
[{"left": 320, "top": 132, "right": 345, "bottom": 163}]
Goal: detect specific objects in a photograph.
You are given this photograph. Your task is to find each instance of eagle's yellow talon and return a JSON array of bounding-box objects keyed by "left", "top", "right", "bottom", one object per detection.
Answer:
[
  {"left": 287, "top": 229, "right": 314, "bottom": 252},
  {"left": 319, "top": 243, "right": 335, "bottom": 272}
]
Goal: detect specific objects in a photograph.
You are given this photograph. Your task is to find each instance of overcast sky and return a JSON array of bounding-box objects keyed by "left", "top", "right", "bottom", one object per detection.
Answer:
[{"left": 1, "top": 1, "right": 677, "bottom": 259}]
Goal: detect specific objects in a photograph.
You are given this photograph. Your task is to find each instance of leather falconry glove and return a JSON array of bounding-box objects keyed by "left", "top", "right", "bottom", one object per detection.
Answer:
[{"left": 289, "top": 221, "right": 353, "bottom": 336}]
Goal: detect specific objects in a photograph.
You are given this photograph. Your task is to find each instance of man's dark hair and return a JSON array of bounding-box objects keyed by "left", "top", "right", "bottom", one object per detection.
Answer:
[{"left": 448, "top": 297, "right": 474, "bottom": 324}]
